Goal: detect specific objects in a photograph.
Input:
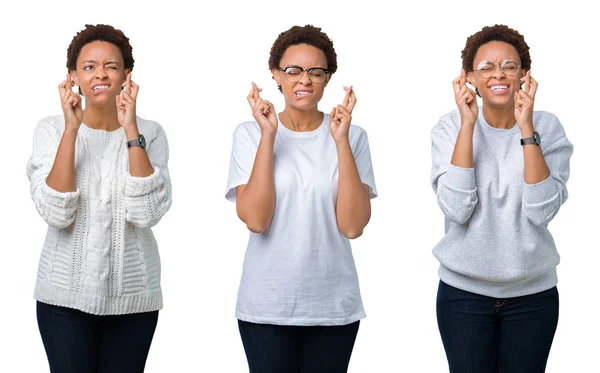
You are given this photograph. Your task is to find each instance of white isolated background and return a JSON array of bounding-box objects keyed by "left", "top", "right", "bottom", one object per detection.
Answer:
[{"left": 0, "top": 0, "right": 597, "bottom": 371}]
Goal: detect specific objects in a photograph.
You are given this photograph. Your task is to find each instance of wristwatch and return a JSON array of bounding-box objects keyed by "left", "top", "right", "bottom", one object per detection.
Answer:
[
  {"left": 127, "top": 134, "right": 146, "bottom": 149},
  {"left": 520, "top": 131, "right": 541, "bottom": 146}
]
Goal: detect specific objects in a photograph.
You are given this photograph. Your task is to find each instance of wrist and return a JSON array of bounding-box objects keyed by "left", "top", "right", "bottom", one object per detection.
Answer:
[
  {"left": 62, "top": 127, "right": 79, "bottom": 140},
  {"left": 124, "top": 126, "right": 140, "bottom": 141},
  {"left": 261, "top": 130, "right": 277, "bottom": 140},
  {"left": 335, "top": 137, "right": 351, "bottom": 150},
  {"left": 520, "top": 125, "right": 534, "bottom": 138}
]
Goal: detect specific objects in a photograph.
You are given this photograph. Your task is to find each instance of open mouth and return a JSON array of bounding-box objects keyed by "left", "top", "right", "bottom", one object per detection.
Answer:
[
  {"left": 488, "top": 85, "right": 509, "bottom": 94},
  {"left": 92, "top": 84, "right": 110, "bottom": 94},
  {"left": 294, "top": 90, "right": 313, "bottom": 98}
]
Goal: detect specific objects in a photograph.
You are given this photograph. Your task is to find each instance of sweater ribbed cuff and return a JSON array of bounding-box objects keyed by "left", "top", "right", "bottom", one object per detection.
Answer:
[
  {"left": 523, "top": 176, "right": 558, "bottom": 206},
  {"left": 41, "top": 181, "right": 80, "bottom": 207},
  {"left": 443, "top": 164, "right": 476, "bottom": 191},
  {"left": 125, "top": 167, "right": 162, "bottom": 197}
]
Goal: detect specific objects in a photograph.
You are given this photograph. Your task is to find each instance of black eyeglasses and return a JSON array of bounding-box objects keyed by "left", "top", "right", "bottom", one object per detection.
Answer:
[{"left": 279, "top": 66, "right": 329, "bottom": 83}]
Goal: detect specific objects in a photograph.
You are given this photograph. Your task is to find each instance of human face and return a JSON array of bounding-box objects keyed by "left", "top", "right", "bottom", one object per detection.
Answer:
[
  {"left": 272, "top": 44, "right": 330, "bottom": 111},
  {"left": 70, "top": 41, "right": 128, "bottom": 107},
  {"left": 467, "top": 41, "right": 525, "bottom": 109}
]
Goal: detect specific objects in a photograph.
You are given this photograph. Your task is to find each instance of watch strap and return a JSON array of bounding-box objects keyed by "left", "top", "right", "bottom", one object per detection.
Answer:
[{"left": 126, "top": 135, "right": 146, "bottom": 149}]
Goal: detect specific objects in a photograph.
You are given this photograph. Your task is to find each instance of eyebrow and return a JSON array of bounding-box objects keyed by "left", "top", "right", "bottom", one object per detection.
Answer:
[
  {"left": 283, "top": 65, "right": 328, "bottom": 70},
  {"left": 82, "top": 60, "right": 120, "bottom": 65}
]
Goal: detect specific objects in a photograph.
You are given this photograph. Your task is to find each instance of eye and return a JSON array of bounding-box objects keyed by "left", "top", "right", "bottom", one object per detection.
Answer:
[
  {"left": 479, "top": 66, "right": 494, "bottom": 72},
  {"left": 286, "top": 67, "right": 303, "bottom": 76},
  {"left": 309, "top": 69, "right": 325, "bottom": 78},
  {"left": 84, "top": 65, "right": 93, "bottom": 71}
]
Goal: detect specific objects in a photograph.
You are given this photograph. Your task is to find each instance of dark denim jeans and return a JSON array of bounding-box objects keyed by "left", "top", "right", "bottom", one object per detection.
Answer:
[
  {"left": 37, "top": 301, "right": 159, "bottom": 373},
  {"left": 238, "top": 319, "right": 360, "bottom": 373},
  {"left": 437, "top": 280, "right": 559, "bottom": 373}
]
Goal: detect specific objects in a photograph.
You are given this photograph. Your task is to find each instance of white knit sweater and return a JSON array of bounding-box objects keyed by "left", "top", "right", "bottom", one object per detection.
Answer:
[{"left": 26, "top": 115, "right": 172, "bottom": 315}]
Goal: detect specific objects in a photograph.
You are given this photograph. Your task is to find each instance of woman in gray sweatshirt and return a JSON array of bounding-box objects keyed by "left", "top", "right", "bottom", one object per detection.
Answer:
[{"left": 431, "top": 24, "right": 573, "bottom": 373}]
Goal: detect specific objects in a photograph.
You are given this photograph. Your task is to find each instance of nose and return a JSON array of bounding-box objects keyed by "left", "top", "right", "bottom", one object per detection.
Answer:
[
  {"left": 95, "top": 67, "right": 109, "bottom": 80},
  {"left": 491, "top": 63, "right": 506, "bottom": 79},
  {"left": 298, "top": 70, "right": 312, "bottom": 85}
]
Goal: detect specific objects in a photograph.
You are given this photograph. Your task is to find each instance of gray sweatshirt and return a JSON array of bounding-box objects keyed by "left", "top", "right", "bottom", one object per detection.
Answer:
[{"left": 431, "top": 108, "right": 573, "bottom": 298}]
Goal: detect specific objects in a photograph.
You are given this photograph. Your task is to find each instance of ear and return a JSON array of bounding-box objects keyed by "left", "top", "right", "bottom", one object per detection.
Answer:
[
  {"left": 324, "top": 73, "right": 331, "bottom": 88},
  {"left": 69, "top": 70, "right": 79, "bottom": 87},
  {"left": 466, "top": 71, "right": 475, "bottom": 86},
  {"left": 271, "top": 68, "right": 281, "bottom": 86}
]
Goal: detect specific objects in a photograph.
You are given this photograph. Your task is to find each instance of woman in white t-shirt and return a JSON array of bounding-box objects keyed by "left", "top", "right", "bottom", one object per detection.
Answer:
[{"left": 225, "top": 24, "right": 377, "bottom": 373}]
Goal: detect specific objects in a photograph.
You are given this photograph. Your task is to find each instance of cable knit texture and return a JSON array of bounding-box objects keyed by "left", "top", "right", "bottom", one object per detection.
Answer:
[{"left": 27, "top": 115, "right": 172, "bottom": 315}]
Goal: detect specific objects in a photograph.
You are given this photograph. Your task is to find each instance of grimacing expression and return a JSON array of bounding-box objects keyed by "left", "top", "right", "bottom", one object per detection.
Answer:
[
  {"left": 467, "top": 41, "right": 525, "bottom": 109},
  {"left": 273, "top": 44, "right": 330, "bottom": 111},
  {"left": 71, "top": 41, "right": 129, "bottom": 106}
]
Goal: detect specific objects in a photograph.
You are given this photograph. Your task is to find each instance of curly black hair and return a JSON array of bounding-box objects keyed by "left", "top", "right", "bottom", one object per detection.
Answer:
[
  {"left": 269, "top": 25, "right": 337, "bottom": 92},
  {"left": 462, "top": 24, "right": 531, "bottom": 73},
  {"left": 66, "top": 24, "right": 134, "bottom": 72}
]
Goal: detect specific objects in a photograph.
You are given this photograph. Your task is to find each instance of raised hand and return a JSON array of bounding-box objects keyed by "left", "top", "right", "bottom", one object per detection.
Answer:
[
  {"left": 59, "top": 73, "right": 83, "bottom": 131},
  {"left": 247, "top": 82, "right": 277, "bottom": 135},
  {"left": 453, "top": 69, "right": 478, "bottom": 126},
  {"left": 330, "top": 85, "right": 356, "bottom": 143},
  {"left": 514, "top": 70, "right": 537, "bottom": 131},
  {"left": 117, "top": 72, "right": 138, "bottom": 130}
]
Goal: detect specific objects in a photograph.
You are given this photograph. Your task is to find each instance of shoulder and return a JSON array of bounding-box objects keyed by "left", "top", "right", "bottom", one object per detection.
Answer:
[
  {"left": 431, "top": 109, "right": 461, "bottom": 138},
  {"left": 348, "top": 124, "right": 369, "bottom": 144},
  {"left": 136, "top": 116, "right": 167, "bottom": 140},
  {"left": 33, "top": 115, "right": 64, "bottom": 140},
  {"left": 232, "top": 121, "right": 261, "bottom": 140},
  {"left": 533, "top": 111, "right": 565, "bottom": 134}
]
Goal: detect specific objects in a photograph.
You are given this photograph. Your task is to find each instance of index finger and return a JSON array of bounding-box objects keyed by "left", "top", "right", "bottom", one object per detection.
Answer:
[
  {"left": 347, "top": 88, "right": 357, "bottom": 113},
  {"left": 528, "top": 75, "right": 538, "bottom": 99},
  {"left": 130, "top": 80, "right": 139, "bottom": 100},
  {"left": 342, "top": 85, "right": 352, "bottom": 108},
  {"left": 251, "top": 82, "right": 262, "bottom": 101},
  {"left": 59, "top": 73, "right": 70, "bottom": 99},
  {"left": 126, "top": 72, "right": 132, "bottom": 94}
]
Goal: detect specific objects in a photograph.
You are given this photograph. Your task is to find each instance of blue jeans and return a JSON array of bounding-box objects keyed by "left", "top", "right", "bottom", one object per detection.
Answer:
[
  {"left": 238, "top": 319, "right": 360, "bottom": 373},
  {"left": 37, "top": 301, "right": 159, "bottom": 373},
  {"left": 436, "top": 281, "right": 559, "bottom": 373}
]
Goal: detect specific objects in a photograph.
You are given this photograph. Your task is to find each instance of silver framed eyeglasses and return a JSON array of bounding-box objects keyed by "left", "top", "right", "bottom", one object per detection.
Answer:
[
  {"left": 474, "top": 59, "right": 521, "bottom": 78},
  {"left": 279, "top": 66, "right": 329, "bottom": 83}
]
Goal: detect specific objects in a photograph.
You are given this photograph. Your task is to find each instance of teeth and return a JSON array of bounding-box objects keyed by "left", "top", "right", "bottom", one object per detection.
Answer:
[
  {"left": 490, "top": 85, "right": 508, "bottom": 91},
  {"left": 93, "top": 85, "right": 109, "bottom": 92},
  {"left": 295, "top": 91, "right": 311, "bottom": 96}
]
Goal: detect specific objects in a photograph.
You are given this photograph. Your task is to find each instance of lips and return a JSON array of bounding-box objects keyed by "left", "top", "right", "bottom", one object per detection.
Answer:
[
  {"left": 91, "top": 84, "right": 111, "bottom": 95},
  {"left": 488, "top": 84, "right": 510, "bottom": 94},
  {"left": 294, "top": 90, "right": 313, "bottom": 99}
]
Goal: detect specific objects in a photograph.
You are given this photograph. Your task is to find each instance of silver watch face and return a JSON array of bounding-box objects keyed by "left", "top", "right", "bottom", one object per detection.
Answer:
[
  {"left": 533, "top": 131, "right": 541, "bottom": 145},
  {"left": 139, "top": 134, "right": 146, "bottom": 148}
]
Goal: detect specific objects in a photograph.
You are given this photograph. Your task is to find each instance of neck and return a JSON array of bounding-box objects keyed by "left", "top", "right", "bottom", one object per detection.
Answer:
[
  {"left": 82, "top": 102, "right": 121, "bottom": 131},
  {"left": 279, "top": 107, "right": 323, "bottom": 132},
  {"left": 482, "top": 104, "right": 516, "bottom": 129}
]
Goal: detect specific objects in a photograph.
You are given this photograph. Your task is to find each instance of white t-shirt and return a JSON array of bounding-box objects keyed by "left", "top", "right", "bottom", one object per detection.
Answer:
[{"left": 225, "top": 114, "right": 377, "bottom": 326}]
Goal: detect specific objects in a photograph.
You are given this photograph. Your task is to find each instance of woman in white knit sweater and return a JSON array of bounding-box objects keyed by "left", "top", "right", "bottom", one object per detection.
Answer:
[{"left": 26, "top": 24, "right": 171, "bottom": 373}]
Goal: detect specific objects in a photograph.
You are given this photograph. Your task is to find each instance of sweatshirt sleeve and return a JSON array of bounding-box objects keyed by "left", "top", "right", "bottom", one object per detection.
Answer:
[
  {"left": 431, "top": 119, "right": 478, "bottom": 225},
  {"left": 522, "top": 117, "right": 573, "bottom": 226},
  {"left": 124, "top": 124, "right": 172, "bottom": 228},
  {"left": 26, "top": 117, "right": 80, "bottom": 229}
]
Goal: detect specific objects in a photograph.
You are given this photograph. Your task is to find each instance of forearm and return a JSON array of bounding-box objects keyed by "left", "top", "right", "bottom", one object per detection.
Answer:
[
  {"left": 46, "top": 128, "right": 78, "bottom": 192},
  {"left": 125, "top": 127, "right": 154, "bottom": 177},
  {"left": 236, "top": 133, "right": 276, "bottom": 233},
  {"left": 521, "top": 127, "right": 550, "bottom": 184},
  {"left": 451, "top": 124, "right": 474, "bottom": 168},
  {"left": 335, "top": 140, "right": 371, "bottom": 239}
]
